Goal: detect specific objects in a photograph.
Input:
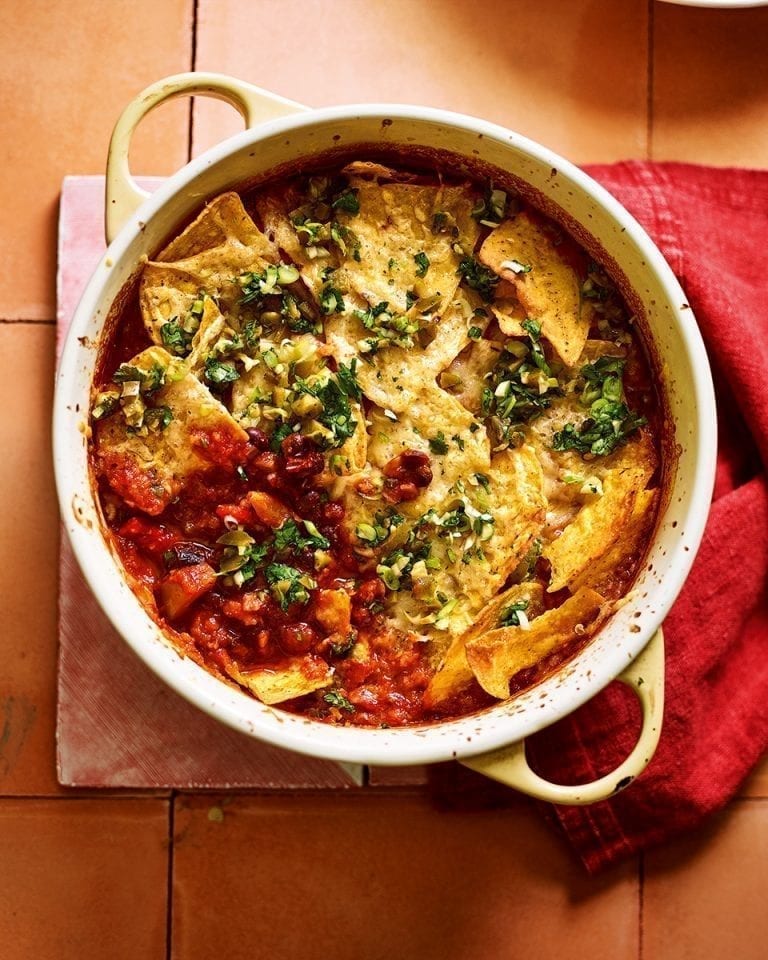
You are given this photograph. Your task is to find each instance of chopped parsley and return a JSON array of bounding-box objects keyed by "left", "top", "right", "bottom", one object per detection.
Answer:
[
  {"left": 457, "top": 257, "right": 499, "bottom": 302},
  {"left": 414, "top": 251, "right": 430, "bottom": 278},
  {"left": 480, "top": 324, "right": 560, "bottom": 445},
  {"left": 320, "top": 284, "right": 346, "bottom": 315},
  {"left": 112, "top": 362, "right": 165, "bottom": 393},
  {"left": 330, "top": 222, "right": 361, "bottom": 261},
  {"left": 354, "top": 301, "right": 420, "bottom": 353},
  {"left": 294, "top": 361, "right": 361, "bottom": 449},
  {"left": 323, "top": 690, "right": 355, "bottom": 712},
  {"left": 274, "top": 518, "right": 330, "bottom": 554},
  {"left": 499, "top": 599, "right": 529, "bottom": 628},
  {"left": 270, "top": 422, "right": 294, "bottom": 452},
  {"left": 355, "top": 511, "right": 404, "bottom": 547},
  {"left": 142, "top": 405, "right": 173, "bottom": 431},
  {"left": 204, "top": 356, "right": 240, "bottom": 386},
  {"left": 552, "top": 356, "right": 646, "bottom": 456},
  {"left": 264, "top": 562, "right": 316, "bottom": 610},
  {"left": 468, "top": 325, "right": 483, "bottom": 340},
  {"left": 472, "top": 186, "right": 508, "bottom": 226},
  {"left": 160, "top": 319, "right": 193, "bottom": 356},
  {"left": 240, "top": 264, "right": 300, "bottom": 304},
  {"left": 217, "top": 537, "right": 271, "bottom": 585},
  {"left": 281, "top": 293, "right": 316, "bottom": 334},
  {"left": 428, "top": 431, "right": 449, "bottom": 455},
  {"left": 331, "top": 189, "right": 360, "bottom": 214}
]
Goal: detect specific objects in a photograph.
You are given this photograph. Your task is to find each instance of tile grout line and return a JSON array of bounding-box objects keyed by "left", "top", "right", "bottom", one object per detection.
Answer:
[
  {"left": 186, "top": 0, "right": 200, "bottom": 164},
  {"left": 166, "top": 792, "right": 177, "bottom": 960},
  {"left": 0, "top": 318, "right": 56, "bottom": 325},
  {"left": 638, "top": 851, "right": 645, "bottom": 960},
  {"left": 647, "top": 0, "right": 655, "bottom": 161}
]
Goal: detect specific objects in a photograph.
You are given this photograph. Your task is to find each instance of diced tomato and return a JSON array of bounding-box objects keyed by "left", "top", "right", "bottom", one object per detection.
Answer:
[
  {"left": 190, "top": 425, "right": 249, "bottom": 470},
  {"left": 99, "top": 450, "right": 170, "bottom": 516},
  {"left": 247, "top": 490, "right": 292, "bottom": 528},
  {"left": 158, "top": 562, "right": 217, "bottom": 620},
  {"left": 118, "top": 517, "right": 181, "bottom": 560}
]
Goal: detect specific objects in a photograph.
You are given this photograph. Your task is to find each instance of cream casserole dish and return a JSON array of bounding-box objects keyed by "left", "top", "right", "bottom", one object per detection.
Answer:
[{"left": 54, "top": 73, "right": 716, "bottom": 803}]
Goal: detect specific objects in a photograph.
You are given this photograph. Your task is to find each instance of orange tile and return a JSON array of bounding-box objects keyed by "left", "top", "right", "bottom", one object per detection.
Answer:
[
  {"left": 740, "top": 753, "right": 768, "bottom": 798},
  {"left": 192, "top": 0, "right": 649, "bottom": 164},
  {"left": 172, "top": 793, "right": 638, "bottom": 960},
  {"left": 0, "top": 0, "right": 193, "bottom": 320},
  {"left": 0, "top": 797, "right": 168, "bottom": 960},
  {"left": 643, "top": 800, "right": 768, "bottom": 960},
  {"left": 0, "top": 325, "right": 60, "bottom": 795},
  {"left": 652, "top": 5, "right": 768, "bottom": 166}
]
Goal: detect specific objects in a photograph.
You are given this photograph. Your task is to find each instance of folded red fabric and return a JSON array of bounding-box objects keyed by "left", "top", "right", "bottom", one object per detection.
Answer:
[{"left": 527, "top": 161, "right": 768, "bottom": 873}]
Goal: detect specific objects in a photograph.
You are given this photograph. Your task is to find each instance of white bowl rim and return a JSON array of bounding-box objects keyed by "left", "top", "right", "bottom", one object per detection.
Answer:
[{"left": 54, "top": 101, "right": 717, "bottom": 765}]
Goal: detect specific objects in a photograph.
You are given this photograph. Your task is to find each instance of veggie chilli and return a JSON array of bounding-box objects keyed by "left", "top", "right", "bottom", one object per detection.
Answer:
[{"left": 90, "top": 157, "right": 661, "bottom": 728}]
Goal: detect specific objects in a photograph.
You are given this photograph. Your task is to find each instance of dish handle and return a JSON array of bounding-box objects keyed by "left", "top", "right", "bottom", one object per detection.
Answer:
[
  {"left": 460, "top": 627, "right": 664, "bottom": 805},
  {"left": 105, "top": 71, "right": 308, "bottom": 244}
]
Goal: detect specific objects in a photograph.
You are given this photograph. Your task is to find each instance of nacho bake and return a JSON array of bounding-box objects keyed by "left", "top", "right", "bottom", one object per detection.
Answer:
[{"left": 90, "top": 157, "right": 661, "bottom": 727}]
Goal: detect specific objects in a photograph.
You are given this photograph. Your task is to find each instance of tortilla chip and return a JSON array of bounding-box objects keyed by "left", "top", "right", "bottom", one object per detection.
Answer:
[
  {"left": 441, "top": 337, "right": 504, "bottom": 416},
  {"left": 254, "top": 186, "right": 338, "bottom": 299},
  {"left": 95, "top": 347, "right": 248, "bottom": 516},
  {"left": 466, "top": 587, "right": 607, "bottom": 699},
  {"left": 490, "top": 298, "right": 527, "bottom": 337},
  {"left": 225, "top": 656, "right": 332, "bottom": 704},
  {"left": 542, "top": 461, "right": 650, "bottom": 593},
  {"left": 325, "top": 295, "right": 476, "bottom": 414},
  {"left": 363, "top": 386, "right": 490, "bottom": 520},
  {"left": 334, "top": 178, "right": 479, "bottom": 314},
  {"left": 479, "top": 213, "right": 590, "bottom": 365},
  {"left": 186, "top": 297, "right": 229, "bottom": 372},
  {"left": 571, "top": 339, "right": 628, "bottom": 368},
  {"left": 376, "top": 443, "right": 545, "bottom": 652},
  {"left": 574, "top": 488, "right": 658, "bottom": 596},
  {"left": 140, "top": 192, "right": 278, "bottom": 343},
  {"left": 424, "top": 582, "right": 545, "bottom": 707}
]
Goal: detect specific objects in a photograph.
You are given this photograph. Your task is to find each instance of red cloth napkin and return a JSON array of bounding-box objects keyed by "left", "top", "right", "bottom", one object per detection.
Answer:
[{"left": 527, "top": 162, "right": 768, "bottom": 872}]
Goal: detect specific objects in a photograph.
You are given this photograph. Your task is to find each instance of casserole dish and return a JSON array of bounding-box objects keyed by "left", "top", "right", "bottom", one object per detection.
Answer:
[{"left": 54, "top": 73, "right": 717, "bottom": 803}]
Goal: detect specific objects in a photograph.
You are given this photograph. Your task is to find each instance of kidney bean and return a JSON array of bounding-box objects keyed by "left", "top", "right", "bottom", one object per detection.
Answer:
[
  {"left": 280, "top": 433, "right": 325, "bottom": 478},
  {"left": 381, "top": 449, "right": 432, "bottom": 503},
  {"left": 246, "top": 428, "right": 270, "bottom": 451},
  {"left": 278, "top": 622, "right": 319, "bottom": 655}
]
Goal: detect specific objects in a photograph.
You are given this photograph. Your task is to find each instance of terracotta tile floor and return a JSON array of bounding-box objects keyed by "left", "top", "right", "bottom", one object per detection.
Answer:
[{"left": 1, "top": 1, "right": 766, "bottom": 956}]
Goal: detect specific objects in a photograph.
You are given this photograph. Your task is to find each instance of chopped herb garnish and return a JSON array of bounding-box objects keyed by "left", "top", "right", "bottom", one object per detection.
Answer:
[
  {"left": 414, "top": 251, "right": 430, "bottom": 277},
  {"left": 468, "top": 325, "right": 483, "bottom": 340},
  {"left": 204, "top": 356, "right": 239, "bottom": 386},
  {"left": 294, "top": 361, "right": 361, "bottom": 449},
  {"left": 355, "top": 511, "right": 404, "bottom": 547},
  {"left": 274, "top": 518, "right": 330, "bottom": 554},
  {"left": 330, "top": 221, "right": 361, "bottom": 261},
  {"left": 160, "top": 319, "right": 193, "bottom": 356},
  {"left": 323, "top": 690, "right": 355, "bottom": 712},
  {"left": 320, "top": 284, "right": 346, "bottom": 315},
  {"left": 354, "top": 300, "right": 420, "bottom": 352},
  {"left": 552, "top": 356, "right": 646, "bottom": 456},
  {"left": 143, "top": 405, "right": 173, "bottom": 431},
  {"left": 239, "top": 264, "right": 299, "bottom": 304},
  {"left": 217, "top": 538, "right": 270, "bottom": 585},
  {"left": 428, "top": 431, "right": 449, "bottom": 455},
  {"left": 472, "top": 186, "right": 508, "bottom": 226},
  {"left": 264, "top": 562, "right": 316, "bottom": 610},
  {"left": 499, "top": 599, "right": 529, "bottom": 628},
  {"left": 113, "top": 362, "right": 165, "bottom": 393},
  {"left": 270, "top": 423, "right": 294, "bottom": 452},
  {"left": 331, "top": 190, "right": 360, "bottom": 214},
  {"left": 457, "top": 257, "right": 499, "bottom": 302}
]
